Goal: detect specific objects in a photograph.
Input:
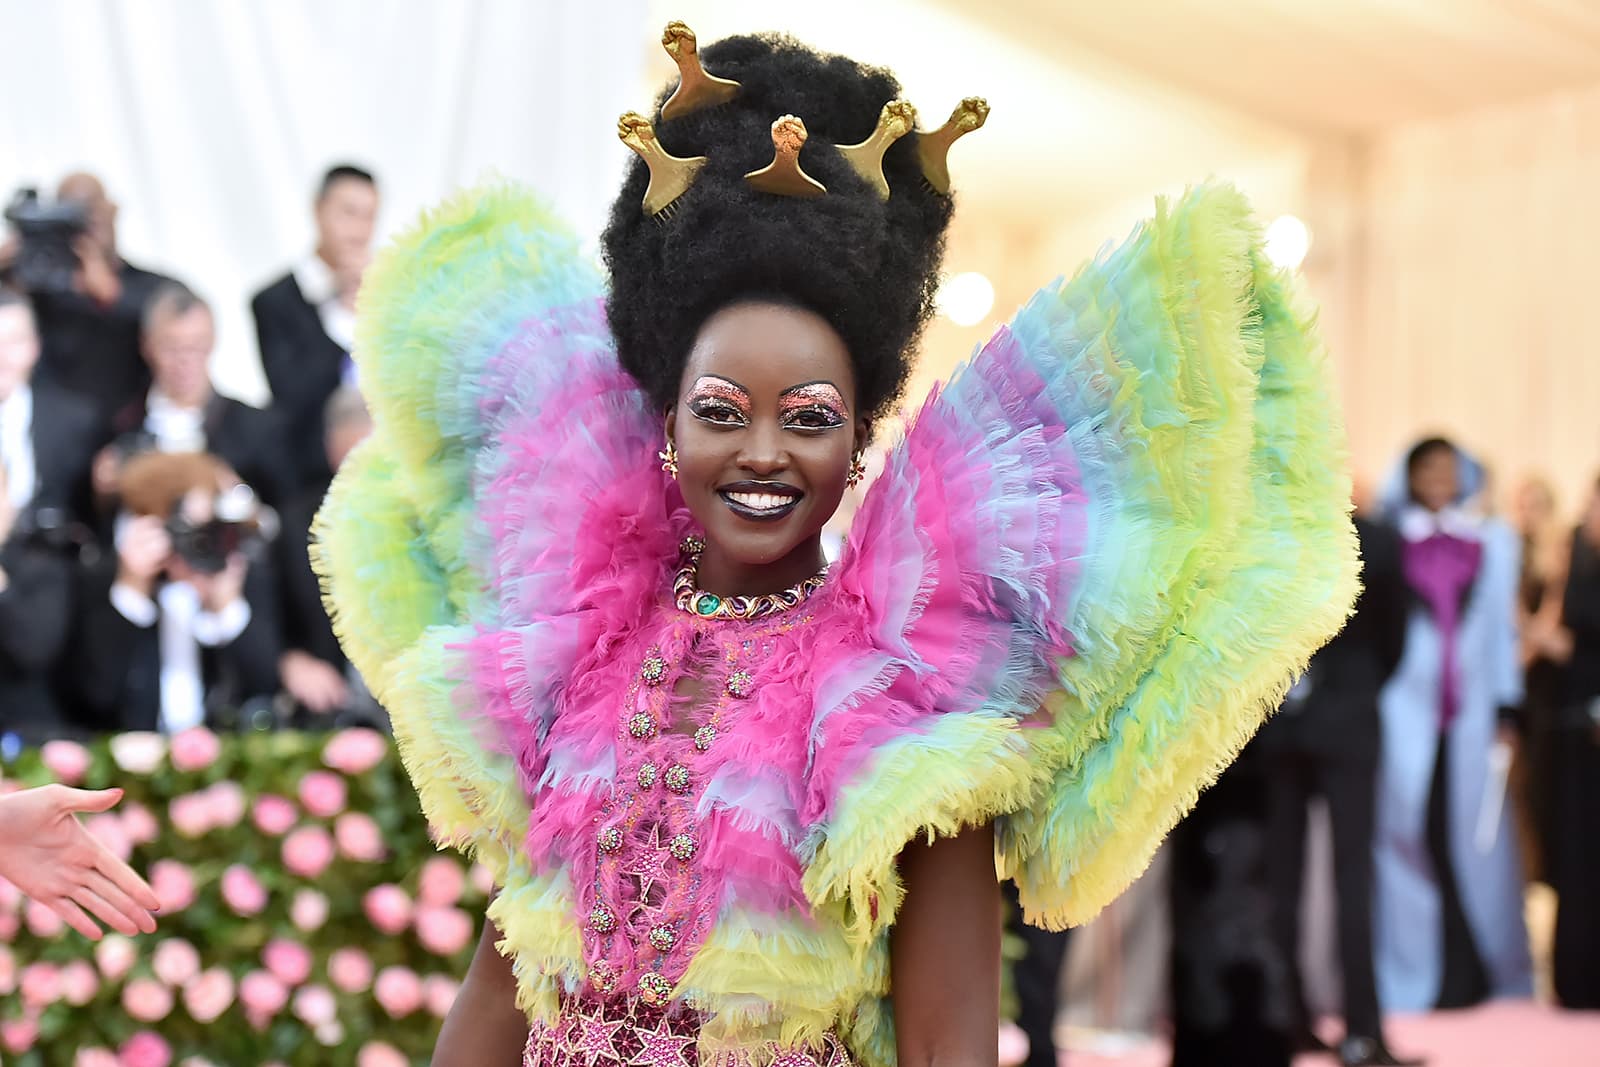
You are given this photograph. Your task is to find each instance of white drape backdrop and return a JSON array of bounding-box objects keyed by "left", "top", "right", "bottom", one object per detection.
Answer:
[{"left": 1, "top": 0, "right": 648, "bottom": 403}]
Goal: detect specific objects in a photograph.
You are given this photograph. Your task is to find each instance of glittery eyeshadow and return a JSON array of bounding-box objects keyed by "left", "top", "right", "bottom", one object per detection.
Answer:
[
  {"left": 687, "top": 376, "right": 751, "bottom": 417},
  {"left": 778, "top": 382, "right": 848, "bottom": 421}
]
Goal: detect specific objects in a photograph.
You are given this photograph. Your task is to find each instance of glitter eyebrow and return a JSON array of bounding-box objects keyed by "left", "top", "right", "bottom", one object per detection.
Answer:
[
  {"left": 777, "top": 381, "right": 848, "bottom": 417},
  {"left": 687, "top": 375, "right": 752, "bottom": 414}
]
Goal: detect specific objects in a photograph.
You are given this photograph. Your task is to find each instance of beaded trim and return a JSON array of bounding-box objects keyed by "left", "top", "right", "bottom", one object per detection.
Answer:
[{"left": 672, "top": 537, "right": 827, "bottom": 621}]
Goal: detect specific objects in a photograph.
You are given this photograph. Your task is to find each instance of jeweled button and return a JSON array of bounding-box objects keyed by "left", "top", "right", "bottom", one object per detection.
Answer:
[
  {"left": 695, "top": 593, "right": 721, "bottom": 616},
  {"left": 589, "top": 904, "right": 617, "bottom": 933},
  {"left": 588, "top": 960, "right": 617, "bottom": 993},
  {"left": 597, "top": 826, "right": 623, "bottom": 854},
  {"left": 648, "top": 924, "right": 677, "bottom": 952},
  {"left": 640, "top": 652, "right": 668, "bottom": 686},
  {"left": 637, "top": 762, "right": 659, "bottom": 789},
  {"left": 628, "top": 712, "right": 658, "bottom": 740},
  {"left": 664, "top": 764, "right": 691, "bottom": 794},
  {"left": 638, "top": 971, "right": 673, "bottom": 1006},
  {"left": 726, "top": 670, "right": 755, "bottom": 699},
  {"left": 668, "top": 833, "right": 697, "bottom": 861},
  {"left": 694, "top": 725, "right": 716, "bottom": 751}
]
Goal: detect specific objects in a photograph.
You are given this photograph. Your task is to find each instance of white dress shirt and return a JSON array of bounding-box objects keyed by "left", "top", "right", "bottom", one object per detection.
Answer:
[
  {"left": 292, "top": 253, "right": 357, "bottom": 354},
  {"left": 144, "top": 388, "right": 208, "bottom": 453},
  {"left": 110, "top": 578, "right": 252, "bottom": 734},
  {"left": 0, "top": 385, "right": 37, "bottom": 509}
]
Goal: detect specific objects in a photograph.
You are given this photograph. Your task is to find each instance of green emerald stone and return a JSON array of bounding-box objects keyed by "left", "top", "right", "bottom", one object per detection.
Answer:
[{"left": 695, "top": 594, "right": 721, "bottom": 616}]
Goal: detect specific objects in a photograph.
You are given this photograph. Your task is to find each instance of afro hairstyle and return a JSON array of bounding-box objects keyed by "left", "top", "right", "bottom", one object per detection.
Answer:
[{"left": 601, "top": 32, "right": 955, "bottom": 428}]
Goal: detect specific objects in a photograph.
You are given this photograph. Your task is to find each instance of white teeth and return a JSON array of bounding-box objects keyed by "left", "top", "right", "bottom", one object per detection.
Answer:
[{"left": 726, "top": 491, "right": 796, "bottom": 511}]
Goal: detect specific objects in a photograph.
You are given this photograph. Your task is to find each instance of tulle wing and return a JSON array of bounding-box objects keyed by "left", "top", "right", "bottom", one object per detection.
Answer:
[
  {"left": 802, "top": 181, "right": 1360, "bottom": 934},
  {"left": 315, "top": 185, "right": 677, "bottom": 880}
]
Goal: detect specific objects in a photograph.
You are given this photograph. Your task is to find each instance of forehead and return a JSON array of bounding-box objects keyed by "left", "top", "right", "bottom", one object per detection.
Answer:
[
  {"left": 322, "top": 179, "right": 377, "bottom": 209},
  {"left": 682, "top": 302, "right": 854, "bottom": 399},
  {"left": 149, "top": 306, "right": 214, "bottom": 339},
  {"left": 0, "top": 304, "right": 35, "bottom": 333}
]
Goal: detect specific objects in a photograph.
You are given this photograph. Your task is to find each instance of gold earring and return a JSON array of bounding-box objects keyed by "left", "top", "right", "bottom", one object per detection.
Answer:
[
  {"left": 846, "top": 451, "right": 866, "bottom": 488},
  {"left": 659, "top": 440, "right": 679, "bottom": 479}
]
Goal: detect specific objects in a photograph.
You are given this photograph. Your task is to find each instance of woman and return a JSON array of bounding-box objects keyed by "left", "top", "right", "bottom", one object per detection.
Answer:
[
  {"left": 1375, "top": 438, "right": 1532, "bottom": 1012},
  {"left": 1551, "top": 474, "right": 1600, "bottom": 1008},
  {"left": 318, "top": 23, "right": 1358, "bottom": 1067}
]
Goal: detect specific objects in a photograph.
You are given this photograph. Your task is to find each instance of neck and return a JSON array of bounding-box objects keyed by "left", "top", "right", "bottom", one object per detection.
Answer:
[{"left": 693, "top": 535, "right": 826, "bottom": 598}]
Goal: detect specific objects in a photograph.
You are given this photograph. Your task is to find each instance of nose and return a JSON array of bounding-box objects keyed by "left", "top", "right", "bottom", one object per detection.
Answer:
[{"left": 734, "top": 419, "right": 789, "bottom": 477}]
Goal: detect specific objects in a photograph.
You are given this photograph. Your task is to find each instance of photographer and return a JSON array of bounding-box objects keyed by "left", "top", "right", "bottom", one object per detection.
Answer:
[
  {"left": 252, "top": 164, "right": 379, "bottom": 492},
  {"left": 73, "top": 452, "right": 280, "bottom": 734},
  {"left": 276, "top": 387, "right": 384, "bottom": 729},
  {"left": 94, "top": 281, "right": 292, "bottom": 525},
  {"left": 2, "top": 173, "right": 173, "bottom": 433}
]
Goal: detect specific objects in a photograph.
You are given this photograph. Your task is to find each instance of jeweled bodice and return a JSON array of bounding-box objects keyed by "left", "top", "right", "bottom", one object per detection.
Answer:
[{"left": 555, "top": 601, "right": 816, "bottom": 1009}]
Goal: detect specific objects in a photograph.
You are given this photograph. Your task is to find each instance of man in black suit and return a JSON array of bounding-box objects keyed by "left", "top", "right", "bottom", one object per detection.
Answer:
[
  {"left": 73, "top": 451, "right": 279, "bottom": 734},
  {"left": 0, "top": 289, "right": 97, "bottom": 742},
  {"left": 2, "top": 173, "right": 173, "bottom": 436},
  {"left": 95, "top": 282, "right": 293, "bottom": 525},
  {"left": 252, "top": 164, "right": 378, "bottom": 492},
  {"left": 1257, "top": 516, "right": 1419, "bottom": 1067}
]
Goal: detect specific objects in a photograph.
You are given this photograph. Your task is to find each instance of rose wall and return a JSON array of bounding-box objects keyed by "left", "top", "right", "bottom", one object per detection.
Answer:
[{"left": 0, "top": 729, "right": 488, "bottom": 1067}]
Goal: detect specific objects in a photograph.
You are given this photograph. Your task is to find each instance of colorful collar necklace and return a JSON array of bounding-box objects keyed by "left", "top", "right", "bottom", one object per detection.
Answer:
[{"left": 672, "top": 536, "right": 828, "bottom": 620}]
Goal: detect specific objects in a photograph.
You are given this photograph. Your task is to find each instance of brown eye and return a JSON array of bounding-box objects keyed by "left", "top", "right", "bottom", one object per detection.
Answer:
[
  {"left": 784, "top": 405, "right": 845, "bottom": 430},
  {"left": 689, "top": 399, "right": 746, "bottom": 426}
]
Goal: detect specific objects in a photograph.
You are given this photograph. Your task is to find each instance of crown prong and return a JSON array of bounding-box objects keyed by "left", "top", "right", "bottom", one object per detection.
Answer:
[
  {"left": 660, "top": 21, "right": 742, "bottom": 121},
  {"left": 836, "top": 99, "right": 917, "bottom": 201},
  {"left": 917, "top": 97, "right": 990, "bottom": 195},
  {"left": 619, "top": 111, "right": 709, "bottom": 217},
  {"left": 744, "top": 116, "right": 828, "bottom": 199}
]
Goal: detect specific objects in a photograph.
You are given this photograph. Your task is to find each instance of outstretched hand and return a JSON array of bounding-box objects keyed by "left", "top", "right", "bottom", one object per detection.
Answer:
[{"left": 0, "top": 785, "right": 160, "bottom": 940}]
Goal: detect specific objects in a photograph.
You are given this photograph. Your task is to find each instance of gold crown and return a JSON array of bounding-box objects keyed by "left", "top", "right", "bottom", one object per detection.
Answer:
[{"left": 618, "top": 22, "right": 987, "bottom": 217}]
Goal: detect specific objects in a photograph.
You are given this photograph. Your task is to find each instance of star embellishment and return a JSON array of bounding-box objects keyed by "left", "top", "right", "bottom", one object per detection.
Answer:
[
  {"left": 630, "top": 1019, "right": 695, "bottom": 1067},
  {"left": 570, "top": 1014, "right": 626, "bottom": 1066},
  {"left": 626, "top": 821, "right": 674, "bottom": 899}
]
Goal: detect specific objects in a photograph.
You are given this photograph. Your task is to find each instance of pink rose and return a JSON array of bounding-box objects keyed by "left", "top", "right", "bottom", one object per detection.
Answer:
[
  {"left": 40, "top": 739, "right": 92, "bottom": 784},
  {"left": 149, "top": 860, "right": 196, "bottom": 914},
  {"left": 118, "top": 1030, "right": 173, "bottom": 1067},
  {"left": 418, "top": 856, "right": 466, "bottom": 906},
  {"left": 327, "top": 947, "right": 374, "bottom": 994},
  {"left": 0, "top": 910, "right": 17, "bottom": 940},
  {"left": 25, "top": 899, "right": 64, "bottom": 938},
  {"left": 95, "top": 934, "right": 138, "bottom": 982},
  {"left": 290, "top": 888, "right": 329, "bottom": 932},
  {"left": 60, "top": 959, "right": 101, "bottom": 1006},
  {"left": 315, "top": 1020, "right": 346, "bottom": 1047},
  {"left": 204, "top": 780, "right": 246, "bottom": 830},
  {"left": 373, "top": 965, "right": 423, "bottom": 1018},
  {"left": 423, "top": 973, "right": 460, "bottom": 1018},
  {"left": 169, "top": 727, "right": 221, "bottom": 772},
  {"left": 76, "top": 1048, "right": 121, "bottom": 1067},
  {"left": 297, "top": 771, "right": 347, "bottom": 818},
  {"left": 470, "top": 861, "right": 496, "bottom": 896},
  {"left": 1, "top": 1017, "right": 39, "bottom": 1054},
  {"left": 120, "top": 802, "right": 161, "bottom": 845},
  {"left": 151, "top": 938, "right": 201, "bottom": 987},
  {"left": 239, "top": 970, "right": 289, "bottom": 1028},
  {"left": 323, "top": 728, "right": 388, "bottom": 775},
  {"left": 20, "top": 961, "right": 62, "bottom": 1007},
  {"left": 415, "top": 905, "right": 474, "bottom": 957},
  {"left": 334, "top": 811, "right": 385, "bottom": 862},
  {"left": 109, "top": 732, "right": 167, "bottom": 775},
  {"left": 356, "top": 1042, "right": 409, "bottom": 1067},
  {"left": 0, "top": 944, "right": 15, "bottom": 996},
  {"left": 0, "top": 873, "right": 22, "bottom": 911},
  {"left": 182, "top": 967, "right": 235, "bottom": 1023},
  {"left": 168, "top": 793, "right": 213, "bottom": 839},
  {"left": 123, "top": 977, "right": 175, "bottom": 1022},
  {"left": 262, "top": 938, "right": 313, "bottom": 987},
  {"left": 282, "top": 825, "right": 336, "bottom": 879},
  {"left": 252, "top": 794, "right": 298, "bottom": 836},
  {"left": 362, "top": 883, "right": 413, "bottom": 935},
  {"left": 291, "top": 983, "right": 337, "bottom": 1027},
  {"left": 85, "top": 813, "right": 134, "bottom": 861},
  {"left": 220, "top": 864, "right": 268, "bottom": 916}
]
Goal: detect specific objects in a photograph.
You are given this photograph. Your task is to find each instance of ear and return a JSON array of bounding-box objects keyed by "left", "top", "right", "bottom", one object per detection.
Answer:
[
  {"left": 663, "top": 406, "right": 678, "bottom": 445},
  {"left": 853, "top": 418, "right": 871, "bottom": 455}
]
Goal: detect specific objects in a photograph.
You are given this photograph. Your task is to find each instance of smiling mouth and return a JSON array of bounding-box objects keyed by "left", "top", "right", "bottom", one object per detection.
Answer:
[{"left": 717, "top": 481, "right": 804, "bottom": 523}]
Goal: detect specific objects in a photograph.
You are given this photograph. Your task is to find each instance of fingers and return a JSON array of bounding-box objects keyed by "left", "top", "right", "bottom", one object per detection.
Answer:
[
  {"left": 72, "top": 883, "right": 142, "bottom": 938},
  {"left": 86, "top": 869, "right": 157, "bottom": 935},
  {"left": 94, "top": 846, "right": 161, "bottom": 914},
  {"left": 54, "top": 786, "right": 124, "bottom": 814},
  {"left": 52, "top": 897, "right": 105, "bottom": 942}
]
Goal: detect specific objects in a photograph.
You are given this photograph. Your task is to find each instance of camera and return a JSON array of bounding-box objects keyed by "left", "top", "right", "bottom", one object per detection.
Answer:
[
  {"left": 165, "top": 483, "right": 270, "bottom": 574},
  {"left": 4, "top": 187, "right": 87, "bottom": 295}
]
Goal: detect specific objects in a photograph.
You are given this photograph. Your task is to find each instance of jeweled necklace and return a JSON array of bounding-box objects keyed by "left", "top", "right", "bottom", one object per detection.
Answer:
[{"left": 672, "top": 536, "right": 828, "bottom": 620}]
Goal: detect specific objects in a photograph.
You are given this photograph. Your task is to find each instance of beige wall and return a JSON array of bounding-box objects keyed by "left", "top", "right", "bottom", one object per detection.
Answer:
[{"left": 1308, "top": 86, "right": 1600, "bottom": 517}]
